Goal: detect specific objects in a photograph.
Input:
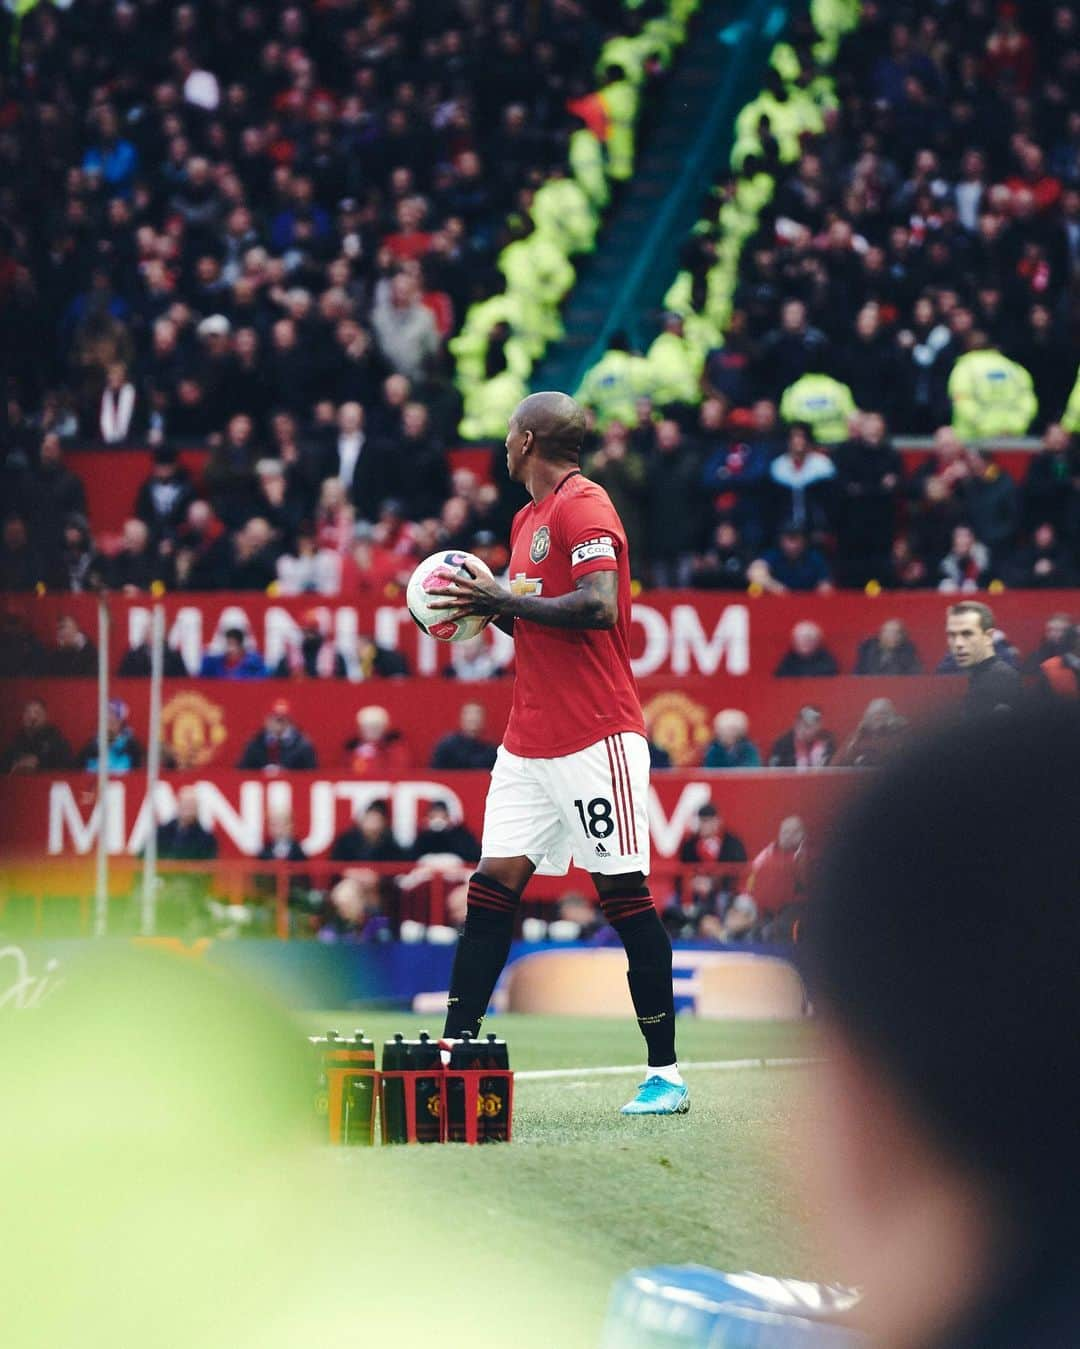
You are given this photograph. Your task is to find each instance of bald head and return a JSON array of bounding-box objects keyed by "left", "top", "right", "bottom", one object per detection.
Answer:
[{"left": 512, "top": 392, "right": 585, "bottom": 463}]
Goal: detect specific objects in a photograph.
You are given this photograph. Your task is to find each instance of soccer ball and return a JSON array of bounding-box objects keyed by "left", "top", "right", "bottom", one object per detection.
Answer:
[{"left": 406, "top": 550, "right": 495, "bottom": 642}]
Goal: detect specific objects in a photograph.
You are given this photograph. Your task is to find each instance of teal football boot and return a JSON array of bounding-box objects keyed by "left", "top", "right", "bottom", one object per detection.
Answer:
[{"left": 619, "top": 1076, "right": 690, "bottom": 1115}]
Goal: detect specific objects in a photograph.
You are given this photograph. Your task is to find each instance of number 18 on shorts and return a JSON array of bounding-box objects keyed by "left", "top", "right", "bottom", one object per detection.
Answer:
[{"left": 481, "top": 732, "right": 651, "bottom": 876}]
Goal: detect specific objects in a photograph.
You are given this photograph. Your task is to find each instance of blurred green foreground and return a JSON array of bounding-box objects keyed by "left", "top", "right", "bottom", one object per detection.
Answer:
[{"left": 0, "top": 950, "right": 820, "bottom": 1349}]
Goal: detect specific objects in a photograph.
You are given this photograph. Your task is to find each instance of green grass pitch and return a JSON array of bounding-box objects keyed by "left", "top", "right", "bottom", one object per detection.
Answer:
[{"left": 304, "top": 1012, "right": 826, "bottom": 1346}]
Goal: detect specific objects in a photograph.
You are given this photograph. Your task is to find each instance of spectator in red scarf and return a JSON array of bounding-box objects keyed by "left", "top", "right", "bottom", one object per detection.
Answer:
[
  {"left": 237, "top": 699, "right": 318, "bottom": 772},
  {"left": 983, "top": 4, "right": 1036, "bottom": 97},
  {"left": 678, "top": 803, "right": 747, "bottom": 867},
  {"left": 768, "top": 705, "right": 835, "bottom": 768},
  {"left": 1039, "top": 624, "right": 1080, "bottom": 699},
  {"left": 938, "top": 525, "right": 992, "bottom": 593},
  {"left": 343, "top": 705, "right": 411, "bottom": 776}
]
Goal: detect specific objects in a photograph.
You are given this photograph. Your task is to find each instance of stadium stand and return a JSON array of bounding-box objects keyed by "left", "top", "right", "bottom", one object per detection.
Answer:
[
  {"left": 578, "top": 0, "right": 1080, "bottom": 585},
  {"left": 1, "top": 0, "right": 684, "bottom": 575},
  {"left": 1, "top": 0, "right": 1079, "bottom": 596},
  {"left": 2, "top": 0, "right": 1080, "bottom": 947}
]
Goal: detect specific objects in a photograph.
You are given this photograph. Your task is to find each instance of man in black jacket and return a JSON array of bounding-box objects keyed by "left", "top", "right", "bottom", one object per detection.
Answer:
[
  {"left": 40, "top": 614, "right": 97, "bottom": 677},
  {"left": 832, "top": 412, "right": 903, "bottom": 585},
  {"left": 945, "top": 601, "right": 1022, "bottom": 716},
  {"left": 237, "top": 700, "right": 318, "bottom": 771},
  {"left": 429, "top": 702, "right": 498, "bottom": 771},
  {"left": 156, "top": 786, "right": 217, "bottom": 860},
  {"left": 321, "top": 401, "right": 398, "bottom": 520},
  {"left": 773, "top": 621, "right": 841, "bottom": 678},
  {"left": 411, "top": 800, "right": 480, "bottom": 863},
  {"left": 329, "top": 801, "right": 407, "bottom": 863},
  {"left": 1, "top": 699, "right": 73, "bottom": 773}
]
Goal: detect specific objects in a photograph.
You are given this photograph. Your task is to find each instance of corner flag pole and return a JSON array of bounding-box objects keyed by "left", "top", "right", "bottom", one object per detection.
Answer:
[
  {"left": 140, "top": 603, "right": 165, "bottom": 936},
  {"left": 93, "top": 594, "right": 110, "bottom": 937}
]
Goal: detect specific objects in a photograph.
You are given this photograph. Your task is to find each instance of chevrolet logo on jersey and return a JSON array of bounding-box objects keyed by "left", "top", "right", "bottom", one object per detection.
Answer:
[{"left": 510, "top": 573, "right": 543, "bottom": 596}]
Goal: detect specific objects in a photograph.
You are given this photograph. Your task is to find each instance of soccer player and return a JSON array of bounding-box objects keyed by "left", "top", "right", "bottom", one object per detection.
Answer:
[{"left": 429, "top": 391, "right": 687, "bottom": 1115}]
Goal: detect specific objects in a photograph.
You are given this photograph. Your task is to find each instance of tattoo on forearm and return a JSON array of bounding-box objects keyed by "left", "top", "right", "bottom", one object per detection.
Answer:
[{"left": 508, "top": 569, "right": 618, "bottom": 630}]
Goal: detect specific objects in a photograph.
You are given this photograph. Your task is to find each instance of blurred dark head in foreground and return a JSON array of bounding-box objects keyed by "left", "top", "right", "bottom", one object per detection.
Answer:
[{"left": 806, "top": 704, "right": 1080, "bottom": 1348}]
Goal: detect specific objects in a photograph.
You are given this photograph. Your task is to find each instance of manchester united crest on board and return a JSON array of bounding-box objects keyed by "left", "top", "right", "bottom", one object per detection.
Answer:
[
  {"left": 161, "top": 691, "right": 227, "bottom": 768},
  {"left": 529, "top": 525, "right": 550, "bottom": 564},
  {"left": 642, "top": 691, "right": 712, "bottom": 767}
]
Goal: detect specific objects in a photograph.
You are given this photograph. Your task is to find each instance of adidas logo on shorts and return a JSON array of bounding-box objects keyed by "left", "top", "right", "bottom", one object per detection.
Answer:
[{"left": 594, "top": 842, "right": 610, "bottom": 857}]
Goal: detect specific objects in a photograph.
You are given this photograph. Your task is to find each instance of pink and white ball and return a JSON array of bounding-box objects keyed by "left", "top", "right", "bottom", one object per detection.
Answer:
[{"left": 406, "top": 550, "right": 495, "bottom": 642}]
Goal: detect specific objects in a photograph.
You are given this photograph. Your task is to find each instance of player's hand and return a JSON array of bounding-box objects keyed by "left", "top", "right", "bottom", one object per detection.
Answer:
[{"left": 427, "top": 563, "right": 510, "bottom": 619}]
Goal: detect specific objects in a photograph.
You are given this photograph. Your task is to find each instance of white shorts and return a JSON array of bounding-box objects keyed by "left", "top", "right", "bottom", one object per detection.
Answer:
[{"left": 481, "top": 732, "right": 651, "bottom": 877}]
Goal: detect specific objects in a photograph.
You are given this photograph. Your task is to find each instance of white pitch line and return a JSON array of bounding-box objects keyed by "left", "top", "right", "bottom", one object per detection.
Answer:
[{"left": 515, "top": 1056, "right": 815, "bottom": 1081}]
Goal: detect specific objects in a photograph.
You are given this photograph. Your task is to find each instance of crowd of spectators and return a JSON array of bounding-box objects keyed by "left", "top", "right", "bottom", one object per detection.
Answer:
[
  {"left": 0, "top": 0, "right": 649, "bottom": 584},
  {"left": 137, "top": 783, "right": 808, "bottom": 945},
  {"left": 4, "top": 409, "right": 1080, "bottom": 596},
  {"left": 582, "top": 0, "right": 1080, "bottom": 581},
  {"left": 7, "top": 606, "right": 1078, "bottom": 778},
  {"left": 580, "top": 407, "right": 1080, "bottom": 591},
  {"left": 0, "top": 3, "right": 1077, "bottom": 596},
  {"left": 2, "top": 0, "right": 638, "bottom": 436}
]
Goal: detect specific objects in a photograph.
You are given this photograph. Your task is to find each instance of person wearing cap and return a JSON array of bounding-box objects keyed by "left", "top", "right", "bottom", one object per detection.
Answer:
[
  {"left": 134, "top": 446, "right": 197, "bottom": 543},
  {"left": 78, "top": 699, "right": 144, "bottom": 773},
  {"left": 194, "top": 313, "right": 235, "bottom": 427},
  {"left": 767, "top": 705, "right": 835, "bottom": 768},
  {"left": 748, "top": 523, "right": 834, "bottom": 594},
  {"left": 236, "top": 700, "right": 318, "bottom": 773},
  {"left": 274, "top": 612, "right": 347, "bottom": 679},
  {"left": 669, "top": 802, "right": 748, "bottom": 932}
]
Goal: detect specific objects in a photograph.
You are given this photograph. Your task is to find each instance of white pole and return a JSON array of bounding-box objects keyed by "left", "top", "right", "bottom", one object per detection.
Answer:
[
  {"left": 140, "top": 604, "right": 165, "bottom": 936},
  {"left": 93, "top": 595, "right": 110, "bottom": 938}
]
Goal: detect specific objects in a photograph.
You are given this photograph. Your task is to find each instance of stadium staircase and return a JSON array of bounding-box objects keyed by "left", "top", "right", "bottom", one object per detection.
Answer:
[{"left": 531, "top": 0, "right": 787, "bottom": 396}]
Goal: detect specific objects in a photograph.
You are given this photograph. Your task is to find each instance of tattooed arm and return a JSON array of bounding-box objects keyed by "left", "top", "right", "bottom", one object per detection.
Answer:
[{"left": 429, "top": 567, "right": 618, "bottom": 632}]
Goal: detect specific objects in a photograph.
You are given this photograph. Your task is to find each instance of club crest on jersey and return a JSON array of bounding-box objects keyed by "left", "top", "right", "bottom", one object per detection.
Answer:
[{"left": 529, "top": 526, "right": 550, "bottom": 564}]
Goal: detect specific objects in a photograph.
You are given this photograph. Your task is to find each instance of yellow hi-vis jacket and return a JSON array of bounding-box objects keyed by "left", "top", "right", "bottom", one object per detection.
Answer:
[
  {"left": 948, "top": 350, "right": 1038, "bottom": 439},
  {"left": 779, "top": 373, "right": 858, "bottom": 445}
]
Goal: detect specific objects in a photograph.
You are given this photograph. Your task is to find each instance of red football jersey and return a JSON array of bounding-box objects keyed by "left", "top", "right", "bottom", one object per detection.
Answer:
[{"left": 501, "top": 470, "right": 645, "bottom": 758}]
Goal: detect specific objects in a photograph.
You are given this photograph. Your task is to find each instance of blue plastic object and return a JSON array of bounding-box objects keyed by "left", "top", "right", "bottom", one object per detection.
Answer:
[{"left": 600, "top": 1266, "right": 866, "bottom": 1348}]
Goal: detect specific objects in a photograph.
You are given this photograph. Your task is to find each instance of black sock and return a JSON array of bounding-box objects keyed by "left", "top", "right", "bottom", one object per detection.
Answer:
[
  {"left": 602, "top": 894, "right": 676, "bottom": 1068},
  {"left": 443, "top": 874, "right": 519, "bottom": 1039}
]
